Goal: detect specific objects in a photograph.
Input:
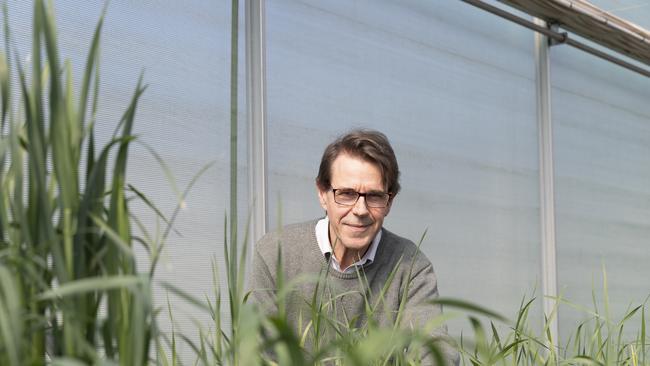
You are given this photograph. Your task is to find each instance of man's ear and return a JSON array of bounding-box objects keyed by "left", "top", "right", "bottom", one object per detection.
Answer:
[{"left": 317, "top": 185, "right": 328, "bottom": 211}]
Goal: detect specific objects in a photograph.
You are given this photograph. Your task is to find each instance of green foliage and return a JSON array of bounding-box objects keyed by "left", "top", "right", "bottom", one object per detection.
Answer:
[
  {"left": 0, "top": 1, "right": 152, "bottom": 364},
  {"left": 457, "top": 281, "right": 650, "bottom": 366}
]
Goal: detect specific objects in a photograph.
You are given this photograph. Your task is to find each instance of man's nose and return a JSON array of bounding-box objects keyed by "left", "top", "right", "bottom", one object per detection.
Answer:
[{"left": 352, "top": 195, "right": 370, "bottom": 215}]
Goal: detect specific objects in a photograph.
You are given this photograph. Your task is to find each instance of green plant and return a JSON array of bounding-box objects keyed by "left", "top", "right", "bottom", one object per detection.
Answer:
[
  {"left": 0, "top": 1, "right": 153, "bottom": 364},
  {"left": 457, "top": 273, "right": 650, "bottom": 366}
]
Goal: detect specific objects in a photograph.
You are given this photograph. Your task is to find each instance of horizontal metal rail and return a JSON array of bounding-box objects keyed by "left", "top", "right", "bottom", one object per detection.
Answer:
[{"left": 460, "top": 0, "right": 650, "bottom": 79}]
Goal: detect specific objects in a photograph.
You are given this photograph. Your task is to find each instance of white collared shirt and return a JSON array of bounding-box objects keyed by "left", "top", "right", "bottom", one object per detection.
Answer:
[{"left": 315, "top": 217, "right": 382, "bottom": 273}]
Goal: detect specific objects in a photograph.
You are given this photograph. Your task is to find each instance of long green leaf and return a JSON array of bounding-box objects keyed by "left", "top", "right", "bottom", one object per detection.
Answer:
[
  {"left": 430, "top": 298, "right": 508, "bottom": 322},
  {"left": 76, "top": 4, "right": 105, "bottom": 135},
  {"left": 160, "top": 281, "right": 210, "bottom": 312},
  {"left": 38, "top": 275, "right": 143, "bottom": 300}
]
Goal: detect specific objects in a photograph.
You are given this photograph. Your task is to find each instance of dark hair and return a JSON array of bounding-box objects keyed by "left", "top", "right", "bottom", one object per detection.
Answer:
[{"left": 316, "top": 129, "right": 401, "bottom": 195}]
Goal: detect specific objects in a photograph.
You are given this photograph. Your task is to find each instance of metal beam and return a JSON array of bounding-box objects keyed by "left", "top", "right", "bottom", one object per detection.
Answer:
[{"left": 245, "top": 0, "right": 268, "bottom": 247}]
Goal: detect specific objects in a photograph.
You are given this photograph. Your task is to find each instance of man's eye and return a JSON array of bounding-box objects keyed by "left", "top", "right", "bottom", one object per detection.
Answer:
[{"left": 338, "top": 191, "right": 357, "bottom": 199}]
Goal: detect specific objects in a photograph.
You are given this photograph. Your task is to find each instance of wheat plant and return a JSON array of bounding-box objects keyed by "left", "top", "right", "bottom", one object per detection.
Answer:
[{"left": 0, "top": 1, "right": 155, "bottom": 365}]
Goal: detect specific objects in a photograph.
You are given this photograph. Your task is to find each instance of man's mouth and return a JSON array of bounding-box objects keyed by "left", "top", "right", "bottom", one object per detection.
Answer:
[{"left": 345, "top": 223, "right": 371, "bottom": 231}]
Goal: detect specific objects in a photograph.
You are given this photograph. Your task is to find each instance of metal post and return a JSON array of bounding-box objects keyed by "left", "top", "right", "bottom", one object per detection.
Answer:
[
  {"left": 534, "top": 18, "right": 560, "bottom": 348},
  {"left": 245, "top": 0, "right": 268, "bottom": 248}
]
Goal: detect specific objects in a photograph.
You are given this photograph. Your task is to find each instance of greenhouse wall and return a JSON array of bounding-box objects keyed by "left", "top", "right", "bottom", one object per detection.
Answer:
[{"left": 4, "top": 0, "right": 650, "bottom": 356}]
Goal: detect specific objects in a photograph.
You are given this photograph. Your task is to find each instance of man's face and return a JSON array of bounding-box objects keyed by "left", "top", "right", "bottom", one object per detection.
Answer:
[{"left": 318, "top": 153, "right": 392, "bottom": 254}]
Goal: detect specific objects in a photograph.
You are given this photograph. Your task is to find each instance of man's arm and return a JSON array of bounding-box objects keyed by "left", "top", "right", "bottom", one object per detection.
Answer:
[
  {"left": 248, "top": 245, "right": 278, "bottom": 315},
  {"left": 402, "top": 261, "right": 460, "bottom": 366}
]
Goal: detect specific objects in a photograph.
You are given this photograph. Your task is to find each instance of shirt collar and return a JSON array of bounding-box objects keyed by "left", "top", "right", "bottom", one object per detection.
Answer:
[{"left": 315, "top": 217, "right": 382, "bottom": 273}]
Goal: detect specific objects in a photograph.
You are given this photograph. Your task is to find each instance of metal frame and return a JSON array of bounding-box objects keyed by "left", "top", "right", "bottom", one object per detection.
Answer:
[
  {"left": 461, "top": 0, "right": 650, "bottom": 78},
  {"left": 499, "top": 0, "right": 650, "bottom": 68},
  {"left": 534, "top": 18, "right": 560, "bottom": 347},
  {"left": 245, "top": 0, "right": 268, "bottom": 247}
]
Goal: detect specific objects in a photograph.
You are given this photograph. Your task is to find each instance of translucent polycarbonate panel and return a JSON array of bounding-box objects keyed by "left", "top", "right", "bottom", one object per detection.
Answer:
[
  {"left": 551, "top": 44, "right": 650, "bottom": 342},
  {"left": 3, "top": 0, "right": 248, "bottom": 359},
  {"left": 265, "top": 0, "right": 541, "bottom": 334}
]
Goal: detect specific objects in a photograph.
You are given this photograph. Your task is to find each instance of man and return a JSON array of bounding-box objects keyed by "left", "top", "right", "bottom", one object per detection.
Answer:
[{"left": 250, "top": 129, "right": 459, "bottom": 365}]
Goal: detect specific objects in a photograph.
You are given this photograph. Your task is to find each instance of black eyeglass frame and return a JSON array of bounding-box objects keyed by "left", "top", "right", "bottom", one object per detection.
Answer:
[{"left": 331, "top": 188, "right": 393, "bottom": 208}]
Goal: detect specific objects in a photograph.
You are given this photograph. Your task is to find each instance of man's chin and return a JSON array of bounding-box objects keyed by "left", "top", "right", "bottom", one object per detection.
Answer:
[{"left": 339, "top": 236, "right": 372, "bottom": 250}]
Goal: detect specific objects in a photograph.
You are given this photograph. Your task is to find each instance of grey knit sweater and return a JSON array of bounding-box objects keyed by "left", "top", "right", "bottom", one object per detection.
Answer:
[{"left": 249, "top": 220, "right": 459, "bottom": 365}]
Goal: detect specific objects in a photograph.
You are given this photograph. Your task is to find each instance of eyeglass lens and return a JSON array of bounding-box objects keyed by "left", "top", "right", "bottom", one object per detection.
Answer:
[{"left": 333, "top": 189, "right": 389, "bottom": 207}]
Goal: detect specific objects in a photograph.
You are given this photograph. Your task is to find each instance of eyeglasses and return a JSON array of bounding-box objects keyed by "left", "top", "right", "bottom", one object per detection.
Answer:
[{"left": 331, "top": 188, "right": 392, "bottom": 208}]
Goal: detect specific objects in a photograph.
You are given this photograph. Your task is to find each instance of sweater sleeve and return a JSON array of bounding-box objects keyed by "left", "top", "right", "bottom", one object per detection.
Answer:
[
  {"left": 402, "top": 261, "right": 460, "bottom": 366},
  {"left": 248, "top": 241, "right": 279, "bottom": 315}
]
